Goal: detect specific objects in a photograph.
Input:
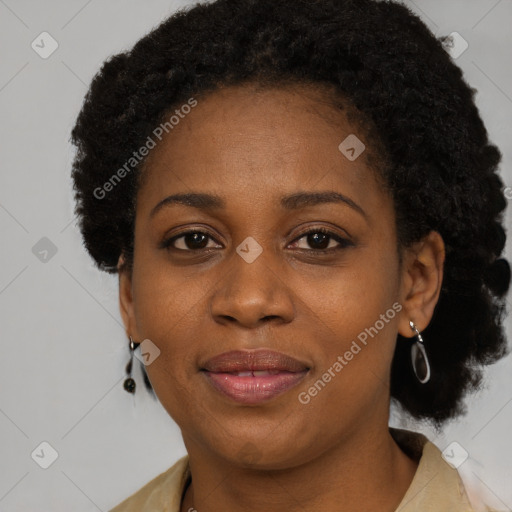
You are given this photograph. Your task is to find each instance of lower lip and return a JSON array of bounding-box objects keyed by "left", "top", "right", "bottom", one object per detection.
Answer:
[{"left": 202, "top": 370, "right": 308, "bottom": 404}]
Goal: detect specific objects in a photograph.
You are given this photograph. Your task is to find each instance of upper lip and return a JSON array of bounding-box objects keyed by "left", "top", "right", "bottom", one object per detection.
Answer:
[{"left": 201, "top": 349, "right": 309, "bottom": 373}]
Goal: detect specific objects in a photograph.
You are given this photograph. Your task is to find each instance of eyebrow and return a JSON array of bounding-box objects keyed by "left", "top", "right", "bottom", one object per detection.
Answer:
[{"left": 149, "top": 190, "right": 367, "bottom": 219}]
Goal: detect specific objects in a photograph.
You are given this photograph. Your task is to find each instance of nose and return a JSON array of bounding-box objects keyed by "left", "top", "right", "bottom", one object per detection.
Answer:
[{"left": 209, "top": 246, "right": 295, "bottom": 329}]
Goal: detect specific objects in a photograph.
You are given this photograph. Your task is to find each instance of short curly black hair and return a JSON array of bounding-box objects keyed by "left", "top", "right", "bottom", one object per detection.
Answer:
[{"left": 71, "top": 0, "right": 510, "bottom": 425}]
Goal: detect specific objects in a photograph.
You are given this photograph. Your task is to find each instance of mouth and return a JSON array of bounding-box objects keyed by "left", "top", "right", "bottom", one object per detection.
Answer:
[{"left": 200, "top": 349, "right": 310, "bottom": 405}]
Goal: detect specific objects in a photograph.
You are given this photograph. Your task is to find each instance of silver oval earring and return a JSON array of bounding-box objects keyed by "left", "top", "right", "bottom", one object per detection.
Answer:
[{"left": 409, "top": 321, "right": 431, "bottom": 384}]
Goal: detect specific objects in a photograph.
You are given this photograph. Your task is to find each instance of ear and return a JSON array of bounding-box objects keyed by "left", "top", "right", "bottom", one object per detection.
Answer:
[
  {"left": 397, "top": 231, "right": 445, "bottom": 338},
  {"left": 118, "top": 254, "right": 139, "bottom": 340}
]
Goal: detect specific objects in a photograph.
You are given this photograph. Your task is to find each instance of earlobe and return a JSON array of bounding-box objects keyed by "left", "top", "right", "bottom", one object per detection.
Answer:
[{"left": 397, "top": 231, "right": 445, "bottom": 337}]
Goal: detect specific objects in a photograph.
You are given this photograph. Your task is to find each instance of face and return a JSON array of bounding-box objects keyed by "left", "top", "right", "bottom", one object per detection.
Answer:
[{"left": 120, "top": 83, "right": 421, "bottom": 469}]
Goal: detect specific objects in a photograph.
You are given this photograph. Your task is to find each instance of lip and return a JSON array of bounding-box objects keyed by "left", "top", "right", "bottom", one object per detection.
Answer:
[
  {"left": 202, "top": 349, "right": 309, "bottom": 373},
  {"left": 201, "top": 349, "right": 310, "bottom": 404}
]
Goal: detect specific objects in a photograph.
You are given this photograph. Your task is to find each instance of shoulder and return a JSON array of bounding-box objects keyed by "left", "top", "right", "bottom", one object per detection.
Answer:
[
  {"left": 109, "top": 454, "right": 190, "bottom": 512},
  {"left": 390, "top": 428, "right": 496, "bottom": 512}
]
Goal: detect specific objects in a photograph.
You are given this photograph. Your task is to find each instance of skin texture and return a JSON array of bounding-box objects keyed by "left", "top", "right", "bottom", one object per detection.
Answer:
[{"left": 119, "top": 83, "right": 445, "bottom": 512}]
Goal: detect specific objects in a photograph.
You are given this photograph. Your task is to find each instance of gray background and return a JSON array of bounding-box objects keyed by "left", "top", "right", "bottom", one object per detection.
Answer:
[{"left": 0, "top": 1, "right": 511, "bottom": 510}]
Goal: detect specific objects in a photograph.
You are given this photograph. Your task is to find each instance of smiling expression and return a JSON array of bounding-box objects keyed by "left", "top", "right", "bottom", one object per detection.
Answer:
[{"left": 119, "top": 82, "right": 413, "bottom": 469}]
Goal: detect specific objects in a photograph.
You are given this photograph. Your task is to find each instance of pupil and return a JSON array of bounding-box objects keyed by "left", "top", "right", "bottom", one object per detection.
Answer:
[
  {"left": 186, "top": 233, "right": 207, "bottom": 249},
  {"left": 308, "top": 232, "right": 329, "bottom": 249}
]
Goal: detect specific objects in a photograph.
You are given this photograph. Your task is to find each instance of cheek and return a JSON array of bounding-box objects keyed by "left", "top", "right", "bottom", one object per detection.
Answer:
[
  {"left": 129, "top": 257, "right": 211, "bottom": 403},
  {"left": 295, "top": 241, "right": 401, "bottom": 401},
  {"left": 132, "top": 268, "right": 205, "bottom": 335},
  {"left": 303, "top": 241, "right": 400, "bottom": 345},
  {"left": 131, "top": 226, "right": 212, "bottom": 339}
]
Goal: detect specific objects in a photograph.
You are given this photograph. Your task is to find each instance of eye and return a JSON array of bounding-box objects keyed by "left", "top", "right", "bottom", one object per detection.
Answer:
[
  {"left": 160, "top": 230, "right": 221, "bottom": 251},
  {"left": 160, "top": 227, "right": 353, "bottom": 254},
  {"left": 290, "top": 227, "right": 353, "bottom": 253}
]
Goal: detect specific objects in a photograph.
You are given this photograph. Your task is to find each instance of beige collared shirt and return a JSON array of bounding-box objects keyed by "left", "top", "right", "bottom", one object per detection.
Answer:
[{"left": 110, "top": 428, "right": 496, "bottom": 512}]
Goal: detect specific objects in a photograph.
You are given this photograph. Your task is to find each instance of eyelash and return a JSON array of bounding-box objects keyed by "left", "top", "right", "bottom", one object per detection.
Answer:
[{"left": 160, "top": 227, "right": 353, "bottom": 254}]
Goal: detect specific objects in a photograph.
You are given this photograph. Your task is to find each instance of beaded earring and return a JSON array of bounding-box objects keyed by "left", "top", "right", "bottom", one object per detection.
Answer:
[{"left": 123, "top": 336, "right": 140, "bottom": 393}]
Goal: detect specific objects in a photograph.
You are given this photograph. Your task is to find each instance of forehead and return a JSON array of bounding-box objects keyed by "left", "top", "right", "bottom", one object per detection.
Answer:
[{"left": 137, "top": 83, "right": 386, "bottom": 210}]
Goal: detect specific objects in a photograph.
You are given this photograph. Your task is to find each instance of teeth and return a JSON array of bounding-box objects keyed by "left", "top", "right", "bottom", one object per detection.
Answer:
[{"left": 232, "top": 370, "right": 282, "bottom": 377}]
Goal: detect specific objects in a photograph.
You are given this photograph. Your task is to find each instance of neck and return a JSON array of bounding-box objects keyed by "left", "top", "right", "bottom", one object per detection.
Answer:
[{"left": 180, "top": 425, "right": 418, "bottom": 512}]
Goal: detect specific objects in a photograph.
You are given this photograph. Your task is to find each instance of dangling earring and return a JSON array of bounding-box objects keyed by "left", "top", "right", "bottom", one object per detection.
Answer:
[
  {"left": 409, "top": 321, "right": 431, "bottom": 384},
  {"left": 123, "top": 336, "right": 140, "bottom": 393}
]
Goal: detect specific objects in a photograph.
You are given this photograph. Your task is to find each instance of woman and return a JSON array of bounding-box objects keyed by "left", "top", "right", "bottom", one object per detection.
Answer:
[{"left": 70, "top": 0, "right": 511, "bottom": 510}]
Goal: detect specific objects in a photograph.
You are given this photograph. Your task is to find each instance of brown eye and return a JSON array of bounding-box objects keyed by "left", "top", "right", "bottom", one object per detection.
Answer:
[
  {"left": 300, "top": 232, "right": 334, "bottom": 250},
  {"left": 161, "top": 231, "right": 220, "bottom": 251},
  {"left": 291, "top": 228, "right": 353, "bottom": 252}
]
